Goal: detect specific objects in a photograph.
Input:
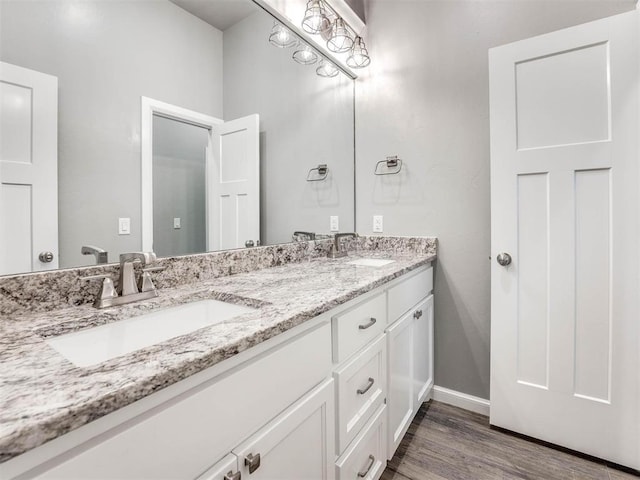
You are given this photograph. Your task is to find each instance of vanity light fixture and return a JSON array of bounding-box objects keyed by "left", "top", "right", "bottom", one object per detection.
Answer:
[
  {"left": 326, "top": 18, "right": 353, "bottom": 53},
  {"left": 302, "top": 0, "right": 331, "bottom": 35},
  {"left": 300, "top": 0, "right": 371, "bottom": 68},
  {"left": 316, "top": 59, "right": 339, "bottom": 77},
  {"left": 268, "top": 22, "right": 297, "bottom": 48},
  {"left": 346, "top": 36, "right": 371, "bottom": 68},
  {"left": 293, "top": 43, "right": 319, "bottom": 65}
]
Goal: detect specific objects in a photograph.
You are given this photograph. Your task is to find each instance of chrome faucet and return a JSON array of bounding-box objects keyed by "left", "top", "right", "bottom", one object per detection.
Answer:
[
  {"left": 328, "top": 233, "right": 358, "bottom": 259},
  {"left": 81, "top": 245, "right": 108, "bottom": 264},
  {"left": 83, "top": 252, "right": 163, "bottom": 308}
]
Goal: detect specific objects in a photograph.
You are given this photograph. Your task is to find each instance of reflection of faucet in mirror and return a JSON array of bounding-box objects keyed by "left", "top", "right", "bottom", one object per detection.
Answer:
[
  {"left": 81, "top": 245, "right": 108, "bottom": 265},
  {"left": 292, "top": 231, "right": 316, "bottom": 241},
  {"left": 329, "top": 233, "right": 358, "bottom": 259}
]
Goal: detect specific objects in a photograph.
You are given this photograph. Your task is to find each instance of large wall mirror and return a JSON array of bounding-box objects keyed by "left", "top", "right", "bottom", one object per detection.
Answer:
[{"left": 0, "top": 0, "right": 355, "bottom": 276}]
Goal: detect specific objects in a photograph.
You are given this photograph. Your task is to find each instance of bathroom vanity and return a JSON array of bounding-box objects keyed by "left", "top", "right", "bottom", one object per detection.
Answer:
[{"left": 0, "top": 237, "right": 436, "bottom": 480}]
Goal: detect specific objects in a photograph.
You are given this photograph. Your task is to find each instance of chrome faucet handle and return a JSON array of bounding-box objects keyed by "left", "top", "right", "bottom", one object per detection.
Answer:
[
  {"left": 139, "top": 266, "right": 165, "bottom": 292},
  {"left": 82, "top": 274, "right": 118, "bottom": 305}
]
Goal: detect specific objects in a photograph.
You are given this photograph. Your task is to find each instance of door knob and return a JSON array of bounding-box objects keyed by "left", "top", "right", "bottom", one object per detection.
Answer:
[
  {"left": 39, "top": 251, "right": 54, "bottom": 263},
  {"left": 496, "top": 253, "right": 512, "bottom": 266}
]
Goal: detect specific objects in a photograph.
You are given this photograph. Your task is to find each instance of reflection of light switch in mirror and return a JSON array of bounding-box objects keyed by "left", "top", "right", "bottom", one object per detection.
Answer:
[
  {"left": 173, "top": 218, "right": 181, "bottom": 229},
  {"left": 330, "top": 216, "right": 339, "bottom": 232},
  {"left": 118, "top": 217, "right": 130, "bottom": 235},
  {"left": 373, "top": 215, "right": 383, "bottom": 233}
]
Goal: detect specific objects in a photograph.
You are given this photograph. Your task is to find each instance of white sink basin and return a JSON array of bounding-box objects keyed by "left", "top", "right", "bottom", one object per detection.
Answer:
[
  {"left": 46, "top": 299, "right": 256, "bottom": 368},
  {"left": 347, "top": 258, "right": 396, "bottom": 267}
]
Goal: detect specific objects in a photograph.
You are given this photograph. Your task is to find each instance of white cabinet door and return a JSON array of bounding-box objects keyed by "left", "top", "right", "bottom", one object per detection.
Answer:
[
  {"left": 490, "top": 10, "right": 639, "bottom": 469},
  {"left": 386, "top": 311, "right": 413, "bottom": 460},
  {"left": 413, "top": 295, "right": 434, "bottom": 406},
  {"left": 233, "top": 379, "right": 335, "bottom": 480}
]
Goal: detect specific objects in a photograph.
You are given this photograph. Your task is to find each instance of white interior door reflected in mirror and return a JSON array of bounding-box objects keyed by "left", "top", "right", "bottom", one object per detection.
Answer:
[
  {"left": 209, "top": 114, "right": 260, "bottom": 251},
  {"left": 0, "top": 62, "right": 58, "bottom": 275}
]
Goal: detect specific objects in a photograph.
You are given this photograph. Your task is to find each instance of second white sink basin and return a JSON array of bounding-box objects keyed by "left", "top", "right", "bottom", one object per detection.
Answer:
[
  {"left": 347, "top": 258, "right": 395, "bottom": 267},
  {"left": 46, "top": 299, "right": 256, "bottom": 368}
]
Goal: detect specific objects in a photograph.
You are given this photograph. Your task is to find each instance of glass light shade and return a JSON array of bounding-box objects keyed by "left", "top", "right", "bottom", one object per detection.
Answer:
[
  {"left": 326, "top": 18, "right": 353, "bottom": 53},
  {"left": 302, "top": 0, "right": 330, "bottom": 35},
  {"left": 293, "top": 44, "right": 318, "bottom": 65},
  {"left": 346, "top": 37, "right": 371, "bottom": 68},
  {"left": 268, "top": 22, "right": 296, "bottom": 48},
  {"left": 316, "top": 59, "right": 339, "bottom": 78}
]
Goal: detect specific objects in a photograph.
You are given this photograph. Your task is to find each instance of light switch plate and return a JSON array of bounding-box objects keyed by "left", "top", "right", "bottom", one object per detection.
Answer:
[
  {"left": 330, "top": 216, "right": 339, "bottom": 232},
  {"left": 373, "top": 215, "right": 383, "bottom": 233},
  {"left": 173, "top": 217, "right": 181, "bottom": 229},
  {"left": 118, "top": 217, "right": 131, "bottom": 235}
]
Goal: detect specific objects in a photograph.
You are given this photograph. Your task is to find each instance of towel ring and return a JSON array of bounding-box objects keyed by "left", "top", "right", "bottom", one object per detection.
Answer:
[{"left": 375, "top": 156, "right": 402, "bottom": 175}]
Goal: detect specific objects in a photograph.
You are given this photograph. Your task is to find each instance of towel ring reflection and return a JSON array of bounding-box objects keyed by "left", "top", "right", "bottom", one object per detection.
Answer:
[{"left": 307, "top": 164, "right": 329, "bottom": 181}]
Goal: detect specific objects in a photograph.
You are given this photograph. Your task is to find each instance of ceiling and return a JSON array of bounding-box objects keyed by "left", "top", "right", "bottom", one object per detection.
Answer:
[{"left": 170, "top": 0, "right": 258, "bottom": 31}]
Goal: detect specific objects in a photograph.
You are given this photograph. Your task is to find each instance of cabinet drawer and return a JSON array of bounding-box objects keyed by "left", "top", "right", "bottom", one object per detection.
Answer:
[
  {"left": 333, "top": 292, "right": 386, "bottom": 363},
  {"left": 334, "top": 335, "right": 386, "bottom": 454},
  {"left": 38, "top": 323, "right": 332, "bottom": 480},
  {"left": 388, "top": 266, "right": 433, "bottom": 321},
  {"left": 335, "top": 404, "right": 386, "bottom": 480}
]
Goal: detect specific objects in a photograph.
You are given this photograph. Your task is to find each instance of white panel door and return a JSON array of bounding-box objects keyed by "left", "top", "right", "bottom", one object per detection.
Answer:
[
  {"left": 209, "top": 114, "right": 259, "bottom": 251},
  {"left": 0, "top": 61, "right": 58, "bottom": 274},
  {"left": 489, "top": 11, "right": 639, "bottom": 469}
]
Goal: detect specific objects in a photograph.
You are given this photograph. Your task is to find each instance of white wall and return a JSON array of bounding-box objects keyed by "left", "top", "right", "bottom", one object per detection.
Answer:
[
  {"left": 0, "top": 0, "right": 223, "bottom": 268},
  {"left": 223, "top": 11, "right": 355, "bottom": 244},
  {"left": 356, "top": 0, "right": 636, "bottom": 399}
]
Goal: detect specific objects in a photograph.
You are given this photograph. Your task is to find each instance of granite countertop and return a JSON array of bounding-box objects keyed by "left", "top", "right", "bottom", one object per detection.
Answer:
[{"left": 0, "top": 249, "right": 435, "bottom": 462}]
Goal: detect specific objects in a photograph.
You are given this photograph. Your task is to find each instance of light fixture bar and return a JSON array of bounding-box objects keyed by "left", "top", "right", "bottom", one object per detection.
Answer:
[{"left": 251, "top": 0, "right": 357, "bottom": 79}]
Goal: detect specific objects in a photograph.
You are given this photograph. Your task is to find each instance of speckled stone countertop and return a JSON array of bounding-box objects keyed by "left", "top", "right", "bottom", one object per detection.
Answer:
[{"left": 0, "top": 240, "right": 435, "bottom": 463}]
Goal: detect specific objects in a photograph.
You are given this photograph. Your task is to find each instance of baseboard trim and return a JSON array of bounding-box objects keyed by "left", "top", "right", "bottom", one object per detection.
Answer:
[{"left": 431, "top": 385, "right": 490, "bottom": 417}]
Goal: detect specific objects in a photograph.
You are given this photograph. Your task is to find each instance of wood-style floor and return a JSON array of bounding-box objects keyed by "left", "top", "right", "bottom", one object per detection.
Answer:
[{"left": 381, "top": 401, "right": 639, "bottom": 480}]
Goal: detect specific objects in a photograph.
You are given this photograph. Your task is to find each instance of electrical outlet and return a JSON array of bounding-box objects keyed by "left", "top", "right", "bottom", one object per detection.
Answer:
[
  {"left": 173, "top": 217, "right": 181, "bottom": 229},
  {"left": 373, "top": 215, "right": 383, "bottom": 233},
  {"left": 118, "top": 217, "right": 131, "bottom": 235},
  {"left": 330, "top": 216, "right": 339, "bottom": 232}
]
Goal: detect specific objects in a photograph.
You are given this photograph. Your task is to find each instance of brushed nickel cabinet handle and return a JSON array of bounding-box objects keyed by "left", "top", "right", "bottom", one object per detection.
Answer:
[
  {"left": 224, "top": 471, "right": 241, "bottom": 480},
  {"left": 357, "top": 377, "right": 375, "bottom": 395},
  {"left": 244, "top": 453, "right": 261, "bottom": 474},
  {"left": 413, "top": 309, "right": 423, "bottom": 319},
  {"left": 358, "top": 317, "right": 377, "bottom": 330},
  {"left": 357, "top": 455, "right": 376, "bottom": 478}
]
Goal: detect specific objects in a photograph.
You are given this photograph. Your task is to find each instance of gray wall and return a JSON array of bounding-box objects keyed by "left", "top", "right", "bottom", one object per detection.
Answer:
[
  {"left": 152, "top": 116, "right": 209, "bottom": 258},
  {"left": 356, "top": 0, "right": 636, "bottom": 399},
  {"left": 0, "top": 0, "right": 223, "bottom": 268},
  {"left": 223, "top": 11, "right": 355, "bottom": 245}
]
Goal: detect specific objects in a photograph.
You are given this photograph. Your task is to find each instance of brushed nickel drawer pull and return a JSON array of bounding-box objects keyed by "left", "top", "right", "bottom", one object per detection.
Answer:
[
  {"left": 357, "top": 377, "right": 375, "bottom": 395},
  {"left": 245, "top": 453, "right": 261, "bottom": 474},
  {"left": 357, "top": 455, "right": 375, "bottom": 478},
  {"left": 358, "top": 317, "right": 377, "bottom": 330},
  {"left": 224, "top": 471, "right": 241, "bottom": 480}
]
